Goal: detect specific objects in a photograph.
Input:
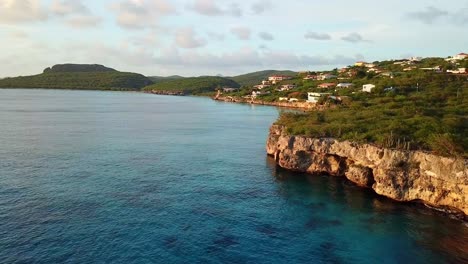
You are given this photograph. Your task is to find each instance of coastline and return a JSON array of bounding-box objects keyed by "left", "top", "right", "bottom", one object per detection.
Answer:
[
  {"left": 266, "top": 125, "right": 468, "bottom": 221},
  {"left": 213, "top": 94, "right": 321, "bottom": 110}
]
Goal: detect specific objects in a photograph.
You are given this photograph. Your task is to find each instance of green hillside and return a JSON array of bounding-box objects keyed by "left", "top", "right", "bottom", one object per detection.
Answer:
[
  {"left": 230, "top": 70, "right": 297, "bottom": 86},
  {"left": 0, "top": 64, "right": 153, "bottom": 90},
  {"left": 143, "top": 76, "right": 240, "bottom": 94},
  {"left": 148, "top": 75, "right": 185, "bottom": 84}
]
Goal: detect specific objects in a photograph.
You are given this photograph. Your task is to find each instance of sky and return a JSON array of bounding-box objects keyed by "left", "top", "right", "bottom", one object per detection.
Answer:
[{"left": 0, "top": 0, "right": 467, "bottom": 77}]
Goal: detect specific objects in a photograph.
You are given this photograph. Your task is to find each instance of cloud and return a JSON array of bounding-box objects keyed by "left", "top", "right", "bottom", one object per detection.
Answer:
[
  {"left": 188, "top": 0, "right": 242, "bottom": 17},
  {"left": 111, "top": 0, "right": 176, "bottom": 30},
  {"left": 406, "top": 6, "right": 468, "bottom": 26},
  {"left": 8, "top": 30, "right": 29, "bottom": 39},
  {"left": 0, "top": 0, "right": 48, "bottom": 24},
  {"left": 259, "top": 32, "right": 274, "bottom": 41},
  {"left": 252, "top": 0, "right": 272, "bottom": 14},
  {"left": 66, "top": 15, "right": 102, "bottom": 28},
  {"left": 51, "top": 0, "right": 88, "bottom": 16},
  {"left": 407, "top": 6, "right": 448, "bottom": 24},
  {"left": 341, "top": 32, "right": 369, "bottom": 43},
  {"left": 230, "top": 27, "right": 251, "bottom": 40},
  {"left": 175, "top": 28, "right": 206, "bottom": 49},
  {"left": 304, "top": 31, "right": 331, "bottom": 40},
  {"left": 208, "top": 32, "right": 225, "bottom": 41},
  {"left": 50, "top": 0, "right": 101, "bottom": 28}
]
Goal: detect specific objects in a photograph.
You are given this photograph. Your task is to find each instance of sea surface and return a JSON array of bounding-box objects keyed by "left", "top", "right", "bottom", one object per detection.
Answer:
[{"left": 0, "top": 89, "right": 467, "bottom": 264}]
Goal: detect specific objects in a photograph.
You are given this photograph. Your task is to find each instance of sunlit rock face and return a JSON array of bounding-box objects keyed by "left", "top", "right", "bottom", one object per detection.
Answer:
[{"left": 267, "top": 125, "right": 468, "bottom": 217}]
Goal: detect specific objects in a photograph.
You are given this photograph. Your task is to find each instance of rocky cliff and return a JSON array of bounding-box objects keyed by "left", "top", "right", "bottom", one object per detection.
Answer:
[{"left": 267, "top": 125, "right": 468, "bottom": 218}]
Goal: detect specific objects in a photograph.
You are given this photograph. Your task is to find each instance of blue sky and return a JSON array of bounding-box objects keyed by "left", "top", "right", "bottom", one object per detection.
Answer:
[{"left": 0, "top": 0, "right": 467, "bottom": 77}]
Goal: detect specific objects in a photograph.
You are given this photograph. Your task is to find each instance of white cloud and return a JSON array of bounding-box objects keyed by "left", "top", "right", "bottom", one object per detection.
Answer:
[
  {"left": 305, "top": 31, "right": 332, "bottom": 40},
  {"left": 230, "top": 27, "right": 251, "bottom": 40},
  {"left": 188, "top": 0, "right": 242, "bottom": 17},
  {"left": 0, "top": 0, "right": 47, "bottom": 24},
  {"left": 111, "top": 0, "right": 176, "bottom": 30},
  {"left": 208, "top": 32, "right": 225, "bottom": 41},
  {"left": 251, "top": 0, "right": 272, "bottom": 14},
  {"left": 66, "top": 15, "right": 102, "bottom": 28},
  {"left": 341, "top": 32, "right": 369, "bottom": 43},
  {"left": 407, "top": 6, "right": 448, "bottom": 24},
  {"left": 259, "top": 32, "right": 274, "bottom": 41},
  {"left": 175, "top": 28, "right": 206, "bottom": 49},
  {"left": 406, "top": 5, "right": 468, "bottom": 26},
  {"left": 51, "top": 0, "right": 88, "bottom": 16}
]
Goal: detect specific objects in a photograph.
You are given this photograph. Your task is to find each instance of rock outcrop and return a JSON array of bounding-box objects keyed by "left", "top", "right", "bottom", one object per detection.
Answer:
[{"left": 267, "top": 125, "right": 468, "bottom": 217}]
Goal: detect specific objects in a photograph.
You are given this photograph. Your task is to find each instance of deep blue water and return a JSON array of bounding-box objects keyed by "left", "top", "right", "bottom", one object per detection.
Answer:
[{"left": 0, "top": 89, "right": 467, "bottom": 264}]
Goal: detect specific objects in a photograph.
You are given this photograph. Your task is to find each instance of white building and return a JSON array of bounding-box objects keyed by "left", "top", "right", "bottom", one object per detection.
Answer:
[
  {"left": 307, "top": 92, "right": 331, "bottom": 103},
  {"left": 278, "top": 84, "right": 296, "bottom": 91},
  {"left": 447, "top": 68, "right": 467, "bottom": 74},
  {"left": 336, "top": 83, "right": 353, "bottom": 88},
  {"left": 268, "top": 75, "right": 292, "bottom": 84},
  {"left": 362, "top": 84, "right": 376, "bottom": 93},
  {"left": 317, "top": 74, "right": 337, "bottom": 81}
]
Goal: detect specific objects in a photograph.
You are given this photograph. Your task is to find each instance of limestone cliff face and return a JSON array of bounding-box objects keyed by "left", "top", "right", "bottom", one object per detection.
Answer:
[{"left": 267, "top": 125, "right": 468, "bottom": 217}]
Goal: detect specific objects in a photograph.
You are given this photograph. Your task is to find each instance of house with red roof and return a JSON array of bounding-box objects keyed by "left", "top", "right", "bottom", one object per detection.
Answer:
[{"left": 317, "top": 83, "right": 336, "bottom": 89}]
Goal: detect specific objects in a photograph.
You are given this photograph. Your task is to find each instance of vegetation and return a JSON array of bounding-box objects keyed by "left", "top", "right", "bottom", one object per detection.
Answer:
[
  {"left": 143, "top": 76, "right": 240, "bottom": 94},
  {"left": 148, "top": 75, "right": 185, "bottom": 84},
  {"left": 0, "top": 64, "right": 153, "bottom": 90},
  {"left": 275, "top": 73, "right": 467, "bottom": 158},
  {"left": 229, "top": 70, "right": 297, "bottom": 87}
]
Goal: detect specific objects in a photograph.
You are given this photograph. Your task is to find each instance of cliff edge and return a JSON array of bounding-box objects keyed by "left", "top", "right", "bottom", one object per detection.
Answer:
[{"left": 267, "top": 125, "right": 468, "bottom": 217}]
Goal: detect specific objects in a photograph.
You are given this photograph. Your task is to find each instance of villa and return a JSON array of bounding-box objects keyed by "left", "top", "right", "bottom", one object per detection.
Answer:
[
  {"left": 268, "top": 75, "right": 292, "bottom": 84},
  {"left": 278, "top": 84, "right": 296, "bottom": 91},
  {"left": 362, "top": 84, "right": 376, "bottom": 93},
  {"left": 317, "top": 83, "right": 336, "bottom": 89},
  {"left": 307, "top": 92, "right": 331, "bottom": 103},
  {"left": 336, "top": 83, "right": 353, "bottom": 88}
]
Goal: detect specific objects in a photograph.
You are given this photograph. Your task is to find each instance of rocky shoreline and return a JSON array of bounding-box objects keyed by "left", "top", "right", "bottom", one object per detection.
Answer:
[
  {"left": 213, "top": 95, "right": 322, "bottom": 110},
  {"left": 146, "top": 90, "right": 186, "bottom": 96},
  {"left": 266, "top": 125, "right": 468, "bottom": 220}
]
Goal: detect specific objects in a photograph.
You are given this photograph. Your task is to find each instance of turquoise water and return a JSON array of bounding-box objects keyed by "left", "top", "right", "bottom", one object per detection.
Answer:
[{"left": 0, "top": 89, "right": 466, "bottom": 263}]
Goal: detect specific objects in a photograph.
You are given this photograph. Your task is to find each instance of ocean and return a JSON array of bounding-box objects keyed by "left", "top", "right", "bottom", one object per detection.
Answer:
[{"left": 0, "top": 89, "right": 466, "bottom": 263}]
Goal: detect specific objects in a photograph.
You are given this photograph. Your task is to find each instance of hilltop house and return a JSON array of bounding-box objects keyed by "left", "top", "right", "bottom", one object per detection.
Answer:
[
  {"left": 254, "top": 84, "right": 270, "bottom": 89},
  {"left": 362, "top": 84, "right": 376, "bottom": 93},
  {"left": 317, "top": 74, "right": 337, "bottom": 80},
  {"left": 317, "top": 83, "right": 336, "bottom": 89},
  {"left": 303, "top": 74, "right": 317, "bottom": 80},
  {"left": 336, "top": 83, "right": 353, "bottom": 88},
  {"left": 268, "top": 75, "right": 292, "bottom": 84},
  {"left": 307, "top": 92, "right": 331, "bottom": 103},
  {"left": 446, "top": 53, "right": 468, "bottom": 62},
  {"left": 252, "top": 90, "right": 270, "bottom": 98},
  {"left": 354, "top": 61, "right": 366, "bottom": 67},
  {"left": 447, "top": 68, "right": 467, "bottom": 74},
  {"left": 222, "top": 87, "right": 238, "bottom": 93},
  {"left": 278, "top": 84, "right": 296, "bottom": 91}
]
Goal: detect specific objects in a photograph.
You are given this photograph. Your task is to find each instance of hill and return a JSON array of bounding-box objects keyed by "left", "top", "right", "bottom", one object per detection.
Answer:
[
  {"left": 148, "top": 75, "right": 185, "bottom": 84},
  {"left": 230, "top": 70, "right": 297, "bottom": 86},
  {"left": 0, "top": 64, "right": 153, "bottom": 90},
  {"left": 143, "top": 76, "right": 240, "bottom": 94},
  {"left": 43, "top": 64, "right": 117, "bottom": 73}
]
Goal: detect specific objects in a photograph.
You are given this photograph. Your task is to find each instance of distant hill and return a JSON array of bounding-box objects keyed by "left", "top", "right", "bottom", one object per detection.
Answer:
[
  {"left": 229, "top": 70, "right": 297, "bottom": 86},
  {"left": 43, "top": 64, "right": 117, "bottom": 73},
  {"left": 148, "top": 75, "right": 185, "bottom": 84},
  {"left": 143, "top": 76, "right": 240, "bottom": 94},
  {"left": 0, "top": 64, "right": 153, "bottom": 90}
]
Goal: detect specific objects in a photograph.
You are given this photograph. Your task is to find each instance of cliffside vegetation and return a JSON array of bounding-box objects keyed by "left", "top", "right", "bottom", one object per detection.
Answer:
[
  {"left": 0, "top": 64, "right": 153, "bottom": 90},
  {"left": 143, "top": 76, "right": 240, "bottom": 94},
  {"left": 276, "top": 72, "right": 467, "bottom": 157},
  {"left": 229, "top": 70, "right": 297, "bottom": 87}
]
